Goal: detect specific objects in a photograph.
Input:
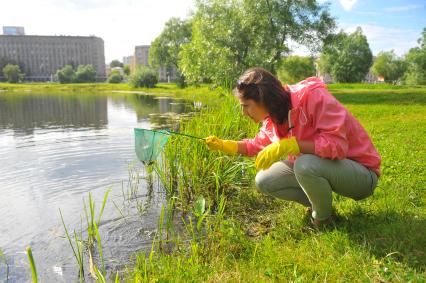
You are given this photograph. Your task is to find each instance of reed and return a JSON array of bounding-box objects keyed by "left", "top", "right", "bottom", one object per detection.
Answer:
[
  {"left": 0, "top": 248, "right": 9, "bottom": 282},
  {"left": 59, "top": 209, "right": 84, "bottom": 281},
  {"left": 26, "top": 246, "right": 37, "bottom": 283}
]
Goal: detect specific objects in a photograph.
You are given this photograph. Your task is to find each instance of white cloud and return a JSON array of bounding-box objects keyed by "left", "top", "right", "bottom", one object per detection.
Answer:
[
  {"left": 0, "top": 0, "right": 195, "bottom": 62},
  {"left": 342, "top": 24, "right": 421, "bottom": 56},
  {"left": 385, "top": 4, "right": 424, "bottom": 12},
  {"left": 339, "top": 0, "right": 357, "bottom": 11}
]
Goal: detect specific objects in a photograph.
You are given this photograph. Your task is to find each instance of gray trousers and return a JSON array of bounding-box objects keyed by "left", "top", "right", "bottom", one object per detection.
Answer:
[{"left": 255, "top": 154, "right": 378, "bottom": 220}]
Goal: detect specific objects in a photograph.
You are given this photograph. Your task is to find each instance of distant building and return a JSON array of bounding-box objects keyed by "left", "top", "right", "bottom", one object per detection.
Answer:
[
  {"left": 132, "top": 45, "right": 150, "bottom": 70},
  {"left": 0, "top": 34, "right": 106, "bottom": 81},
  {"left": 3, "top": 26, "right": 25, "bottom": 36},
  {"left": 131, "top": 45, "right": 177, "bottom": 82},
  {"left": 122, "top": 55, "right": 133, "bottom": 65}
]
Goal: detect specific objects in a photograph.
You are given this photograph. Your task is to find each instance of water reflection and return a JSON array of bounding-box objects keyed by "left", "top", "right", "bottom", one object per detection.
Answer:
[
  {"left": 0, "top": 91, "right": 197, "bottom": 282},
  {"left": 0, "top": 95, "right": 108, "bottom": 136}
]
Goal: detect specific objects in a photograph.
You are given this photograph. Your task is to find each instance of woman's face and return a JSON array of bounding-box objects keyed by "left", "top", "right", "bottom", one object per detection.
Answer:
[{"left": 238, "top": 97, "right": 269, "bottom": 123}]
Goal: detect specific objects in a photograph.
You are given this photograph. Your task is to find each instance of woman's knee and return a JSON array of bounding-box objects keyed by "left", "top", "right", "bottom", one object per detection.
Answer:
[
  {"left": 255, "top": 170, "right": 271, "bottom": 194},
  {"left": 294, "top": 154, "right": 321, "bottom": 177}
]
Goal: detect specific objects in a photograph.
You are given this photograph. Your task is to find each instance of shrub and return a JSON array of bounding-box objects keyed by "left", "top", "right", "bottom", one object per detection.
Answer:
[
  {"left": 2, "top": 64, "right": 24, "bottom": 83},
  {"left": 128, "top": 66, "right": 158, "bottom": 88},
  {"left": 74, "top": 65, "right": 96, "bottom": 83},
  {"left": 107, "top": 71, "right": 123, "bottom": 83},
  {"left": 56, "top": 65, "right": 75, "bottom": 83}
]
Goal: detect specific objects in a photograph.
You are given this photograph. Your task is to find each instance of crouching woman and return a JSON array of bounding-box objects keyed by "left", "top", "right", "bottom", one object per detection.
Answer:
[{"left": 205, "top": 67, "right": 381, "bottom": 226}]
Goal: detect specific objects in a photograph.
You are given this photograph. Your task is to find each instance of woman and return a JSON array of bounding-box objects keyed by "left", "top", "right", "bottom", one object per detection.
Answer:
[{"left": 205, "top": 67, "right": 381, "bottom": 227}]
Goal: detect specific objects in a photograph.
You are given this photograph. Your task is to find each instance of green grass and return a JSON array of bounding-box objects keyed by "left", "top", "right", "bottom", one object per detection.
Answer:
[
  {"left": 127, "top": 84, "right": 426, "bottom": 282},
  {"left": 26, "top": 246, "right": 38, "bottom": 283}
]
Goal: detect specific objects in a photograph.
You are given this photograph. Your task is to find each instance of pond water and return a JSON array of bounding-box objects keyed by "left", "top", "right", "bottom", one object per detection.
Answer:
[{"left": 0, "top": 91, "right": 198, "bottom": 282}]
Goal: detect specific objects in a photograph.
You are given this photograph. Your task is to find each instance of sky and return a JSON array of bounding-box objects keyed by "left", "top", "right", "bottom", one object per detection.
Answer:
[{"left": 0, "top": 0, "right": 425, "bottom": 63}]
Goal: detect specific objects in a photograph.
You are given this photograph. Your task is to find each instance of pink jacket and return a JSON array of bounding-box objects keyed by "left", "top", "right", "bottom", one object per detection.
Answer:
[{"left": 243, "top": 77, "right": 381, "bottom": 176}]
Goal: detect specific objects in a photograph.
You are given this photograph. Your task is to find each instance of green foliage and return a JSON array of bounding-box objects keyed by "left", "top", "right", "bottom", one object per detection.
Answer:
[
  {"left": 123, "top": 64, "right": 131, "bottom": 76},
  {"left": 107, "top": 70, "right": 123, "bottom": 83},
  {"left": 150, "top": 17, "right": 191, "bottom": 88},
  {"left": 56, "top": 64, "right": 96, "bottom": 83},
  {"left": 128, "top": 66, "right": 158, "bottom": 88},
  {"left": 277, "top": 56, "right": 316, "bottom": 84},
  {"left": 2, "top": 64, "right": 24, "bottom": 83},
  {"left": 319, "top": 27, "right": 373, "bottom": 83},
  {"left": 372, "top": 50, "right": 407, "bottom": 83},
  {"left": 179, "top": 0, "right": 335, "bottom": 87},
  {"left": 56, "top": 65, "right": 75, "bottom": 83},
  {"left": 404, "top": 28, "right": 426, "bottom": 85},
  {"left": 150, "top": 17, "right": 191, "bottom": 69},
  {"left": 110, "top": 60, "right": 123, "bottom": 68},
  {"left": 74, "top": 65, "right": 96, "bottom": 83}
]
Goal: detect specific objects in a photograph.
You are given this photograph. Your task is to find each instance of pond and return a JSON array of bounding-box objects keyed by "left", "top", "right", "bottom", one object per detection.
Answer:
[{"left": 0, "top": 91, "right": 198, "bottom": 282}]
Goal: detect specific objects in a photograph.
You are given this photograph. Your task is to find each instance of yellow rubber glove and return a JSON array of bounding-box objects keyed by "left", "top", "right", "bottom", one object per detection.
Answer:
[
  {"left": 205, "top": 135, "right": 238, "bottom": 155},
  {"left": 255, "top": 137, "right": 300, "bottom": 171}
]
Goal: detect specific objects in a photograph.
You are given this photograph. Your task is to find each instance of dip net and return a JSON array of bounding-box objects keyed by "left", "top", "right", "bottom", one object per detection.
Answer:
[{"left": 134, "top": 128, "right": 170, "bottom": 164}]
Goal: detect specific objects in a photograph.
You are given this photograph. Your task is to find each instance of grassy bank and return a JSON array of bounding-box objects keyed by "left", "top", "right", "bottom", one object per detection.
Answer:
[
  {"left": 129, "top": 84, "right": 425, "bottom": 282},
  {"left": 0, "top": 82, "right": 227, "bottom": 108}
]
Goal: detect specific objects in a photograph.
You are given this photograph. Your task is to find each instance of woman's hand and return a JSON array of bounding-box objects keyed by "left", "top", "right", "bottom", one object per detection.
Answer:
[
  {"left": 255, "top": 137, "right": 300, "bottom": 170},
  {"left": 205, "top": 136, "right": 238, "bottom": 155}
]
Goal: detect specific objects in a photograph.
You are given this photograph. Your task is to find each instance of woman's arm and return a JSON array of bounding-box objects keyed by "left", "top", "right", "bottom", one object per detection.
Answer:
[{"left": 237, "top": 141, "right": 248, "bottom": 155}]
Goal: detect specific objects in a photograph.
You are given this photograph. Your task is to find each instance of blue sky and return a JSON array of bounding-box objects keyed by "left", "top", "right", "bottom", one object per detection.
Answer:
[
  {"left": 1, "top": 0, "right": 425, "bottom": 62},
  {"left": 321, "top": 0, "right": 425, "bottom": 56}
]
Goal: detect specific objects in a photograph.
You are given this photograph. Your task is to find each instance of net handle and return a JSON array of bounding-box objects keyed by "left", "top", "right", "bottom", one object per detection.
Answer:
[
  {"left": 164, "top": 129, "right": 205, "bottom": 140},
  {"left": 136, "top": 128, "right": 204, "bottom": 140}
]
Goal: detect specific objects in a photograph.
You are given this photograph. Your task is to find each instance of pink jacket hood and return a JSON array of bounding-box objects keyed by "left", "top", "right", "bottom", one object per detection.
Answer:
[{"left": 286, "top": 77, "right": 327, "bottom": 108}]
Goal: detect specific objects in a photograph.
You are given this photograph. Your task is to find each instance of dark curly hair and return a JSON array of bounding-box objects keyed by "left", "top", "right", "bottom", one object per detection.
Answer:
[{"left": 233, "top": 67, "right": 291, "bottom": 125}]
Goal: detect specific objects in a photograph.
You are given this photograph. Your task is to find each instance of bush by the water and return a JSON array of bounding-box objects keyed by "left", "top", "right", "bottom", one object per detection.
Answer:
[
  {"left": 56, "top": 64, "right": 96, "bottom": 83},
  {"left": 74, "top": 65, "right": 96, "bottom": 83},
  {"left": 2, "top": 64, "right": 24, "bottom": 83},
  {"left": 128, "top": 66, "right": 158, "bottom": 88},
  {"left": 107, "top": 71, "right": 123, "bottom": 83}
]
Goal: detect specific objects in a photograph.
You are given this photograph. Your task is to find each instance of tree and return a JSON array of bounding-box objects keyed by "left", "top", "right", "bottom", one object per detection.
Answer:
[
  {"left": 318, "top": 27, "right": 372, "bottom": 83},
  {"left": 179, "top": 0, "right": 335, "bottom": 86},
  {"left": 128, "top": 66, "right": 158, "bottom": 88},
  {"left": 404, "top": 28, "right": 426, "bottom": 85},
  {"left": 149, "top": 17, "right": 192, "bottom": 87},
  {"left": 372, "top": 50, "right": 406, "bottom": 83},
  {"left": 110, "top": 60, "right": 123, "bottom": 68},
  {"left": 56, "top": 64, "right": 96, "bottom": 83},
  {"left": 2, "top": 64, "right": 24, "bottom": 83},
  {"left": 123, "top": 64, "right": 131, "bottom": 76},
  {"left": 74, "top": 65, "right": 96, "bottom": 83},
  {"left": 278, "top": 56, "right": 316, "bottom": 84},
  {"left": 107, "top": 70, "right": 123, "bottom": 83},
  {"left": 56, "top": 65, "right": 75, "bottom": 83}
]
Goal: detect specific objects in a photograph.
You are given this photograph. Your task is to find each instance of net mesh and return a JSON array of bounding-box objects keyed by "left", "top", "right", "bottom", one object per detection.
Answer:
[{"left": 134, "top": 128, "right": 170, "bottom": 164}]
